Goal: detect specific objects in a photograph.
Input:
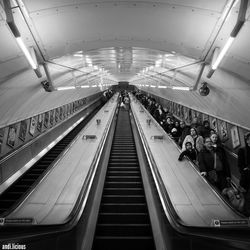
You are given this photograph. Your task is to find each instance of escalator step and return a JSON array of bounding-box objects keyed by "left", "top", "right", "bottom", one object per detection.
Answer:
[
  {"left": 98, "top": 213, "right": 149, "bottom": 224},
  {"left": 102, "top": 195, "right": 145, "bottom": 203},
  {"left": 95, "top": 224, "right": 152, "bottom": 236},
  {"left": 103, "top": 188, "right": 144, "bottom": 195},
  {"left": 93, "top": 236, "right": 155, "bottom": 250},
  {"left": 100, "top": 204, "right": 147, "bottom": 213},
  {"left": 107, "top": 171, "right": 140, "bottom": 176},
  {"left": 108, "top": 167, "right": 139, "bottom": 171},
  {"left": 106, "top": 176, "right": 141, "bottom": 182},
  {"left": 105, "top": 182, "right": 142, "bottom": 188}
]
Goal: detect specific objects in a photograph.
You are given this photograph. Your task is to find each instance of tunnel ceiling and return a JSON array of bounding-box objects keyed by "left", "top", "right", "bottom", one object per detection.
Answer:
[{"left": 0, "top": 0, "right": 250, "bottom": 86}]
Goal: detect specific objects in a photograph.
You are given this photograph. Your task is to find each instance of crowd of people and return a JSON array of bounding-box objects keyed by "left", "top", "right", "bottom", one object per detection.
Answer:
[{"left": 133, "top": 90, "right": 250, "bottom": 216}]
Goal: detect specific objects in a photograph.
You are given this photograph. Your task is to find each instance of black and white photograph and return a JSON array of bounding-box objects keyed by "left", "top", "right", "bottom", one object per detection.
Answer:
[{"left": 1, "top": 1, "right": 250, "bottom": 249}]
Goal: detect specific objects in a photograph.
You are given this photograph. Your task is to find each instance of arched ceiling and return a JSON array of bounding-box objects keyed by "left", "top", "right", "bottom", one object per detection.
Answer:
[{"left": 0, "top": 0, "right": 249, "bottom": 86}]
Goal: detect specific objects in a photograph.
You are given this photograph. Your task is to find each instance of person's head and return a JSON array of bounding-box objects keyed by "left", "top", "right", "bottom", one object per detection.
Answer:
[
  {"left": 180, "top": 121, "right": 185, "bottom": 128},
  {"left": 203, "top": 120, "right": 210, "bottom": 128},
  {"left": 210, "top": 129, "right": 216, "bottom": 136},
  {"left": 210, "top": 133, "right": 218, "bottom": 144},
  {"left": 190, "top": 127, "right": 197, "bottom": 137},
  {"left": 175, "top": 121, "right": 180, "bottom": 127},
  {"left": 245, "top": 132, "right": 250, "bottom": 147},
  {"left": 171, "top": 128, "right": 177, "bottom": 135},
  {"left": 204, "top": 137, "right": 213, "bottom": 151},
  {"left": 166, "top": 117, "right": 172, "bottom": 124},
  {"left": 185, "top": 141, "right": 192, "bottom": 151}
]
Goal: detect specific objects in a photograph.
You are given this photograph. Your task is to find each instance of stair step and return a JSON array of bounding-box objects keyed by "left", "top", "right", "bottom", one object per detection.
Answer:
[
  {"left": 106, "top": 176, "right": 141, "bottom": 182},
  {"left": 98, "top": 213, "right": 149, "bottom": 224},
  {"left": 107, "top": 171, "right": 140, "bottom": 176},
  {"left": 105, "top": 182, "right": 142, "bottom": 188},
  {"left": 103, "top": 188, "right": 144, "bottom": 195},
  {"left": 100, "top": 204, "right": 147, "bottom": 213},
  {"left": 102, "top": 195, "right": 145, "bottom": 203},
  {"left": 108, "top": 167, "right": 139, "bottom": 171},
  {"left": 93, "top": 236, "right": 155, "bottom": 250},
  {"left": 110, "top": 155, "right": 137, "bottom": 159},
  {"left": 109, "top": 162, "right": 139, "bottom": 166},
  {"left": 95, "top": 224, "right": 152, "bottom": 236}
]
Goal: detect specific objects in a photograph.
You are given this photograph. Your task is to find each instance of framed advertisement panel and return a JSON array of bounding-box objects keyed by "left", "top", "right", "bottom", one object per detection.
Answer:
[
  {"left": 29, "top": 117, "right": 37, "bottom": 136},
  {"left": 231, "top": 126, "right": 240, "bottom": 149},
  {"left": 19, "top": 120, "right": 28, "bottom": 141},
  {"left": 7, "top": 124, "right": 18, "bottom": 147}
]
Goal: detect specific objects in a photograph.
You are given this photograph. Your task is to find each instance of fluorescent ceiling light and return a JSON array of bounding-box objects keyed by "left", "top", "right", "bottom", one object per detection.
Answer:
[
  {"left": 57, "top": 86, "right": 76, "bottom": 91},
  {"left": 150, "top": 85, "right": 156, "bottom": 88},
  {"left": 92, "top": 85, "right": 97, "bottom": 87},
  {"left": 211, "top": 37, "right": 235, "bottom": 70},
  {"left": 16, "top": 37, "right": 37, "bottom": 69},
  {"left": 80, "top": 85, "right": 90, "bottom": 88},
  {"left": 158, "top": 85, "right": 167, "bottom": 88},
  {"left": 172, "top": 86, "right": 190, "bottom": 91}
]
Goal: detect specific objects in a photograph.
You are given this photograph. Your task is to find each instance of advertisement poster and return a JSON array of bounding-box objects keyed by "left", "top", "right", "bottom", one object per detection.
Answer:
[
  {"left": 0, "top": 128, "right": 4, "bottom": 154},
  {"left": 19, "top": 120, "right": 28, "bottom": 141},
  {"left": 50, "top": 110, "right": 54, "bottom": 126},
  {"left": 219, "top": 120, "right": 228, "bottom": 142},
  {"left": 7, "top": 124, "right": 18, "bottom": 147},
  {"left": 37, "top": 114, "right": 43, "bottom": 132},
  {"left": 29, "top": 117, "right": 37, "bottom": 136},
  {"left": 231, "top": 126, "right": 240, "bottom": 149},
  {"left": 44, "top": 112, "right": 49, "bottom": 128}
]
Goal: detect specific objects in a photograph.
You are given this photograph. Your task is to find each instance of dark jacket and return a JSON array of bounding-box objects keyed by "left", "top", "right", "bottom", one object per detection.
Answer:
[
  {"left": 198, "top": 147, "right": 231, "bottom": 177},
  {"left": 178, "top": 149, "right": 197, "bottom": 162},
  {"left": 238, "top": 146, "right": 250, "bottom": 174}
]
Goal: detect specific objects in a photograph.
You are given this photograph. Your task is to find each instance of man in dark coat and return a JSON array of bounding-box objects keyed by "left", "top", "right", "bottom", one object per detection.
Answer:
[
  {"left": 238, "top": 132, "right": 250, "bottom": 216},
  {"left": 198, "top": 137, "right": 231, "bottom": 191},
  {"left": 238, "top": 132, "right": 250, "bottom": 191}
]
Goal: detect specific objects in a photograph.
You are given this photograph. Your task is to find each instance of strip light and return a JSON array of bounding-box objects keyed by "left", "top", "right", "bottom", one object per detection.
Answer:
[
  {"left": 158, "top": 85, "right": 167, "bottom": 89},
  {"left": 172, "top": 86, "right": 191, "bottom": 91},
  {"left": 211, "top": 37, "right": 235, "bottom": 70},
  {"left": 57, "top": 86, "right": 76, "bottom": 91},
  {"left": 16, "top": 37, "right": 37, "bottom": 69}
]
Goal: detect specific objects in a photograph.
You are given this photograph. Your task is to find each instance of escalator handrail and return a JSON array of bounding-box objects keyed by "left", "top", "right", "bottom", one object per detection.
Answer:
[
  {"left": 63, "top": 94, "right": 119, "bottom": 226},
  {"left": 0, "top": 95, "right": 118, "bottom": 238},
  {"left": 130, "top": 95, "right": 250, "bottom": 242},
  {"left": 0, "top": 98, "right": 101, "bottom": 165}
]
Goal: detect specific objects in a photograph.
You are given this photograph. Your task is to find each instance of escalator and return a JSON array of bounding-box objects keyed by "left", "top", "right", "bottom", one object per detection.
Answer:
[
  {"left": 0, "top": 103, "right": 104, "bottom": 217},
  {"left": 92, "top": 107, "right": 156, "bottom": 250}
]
